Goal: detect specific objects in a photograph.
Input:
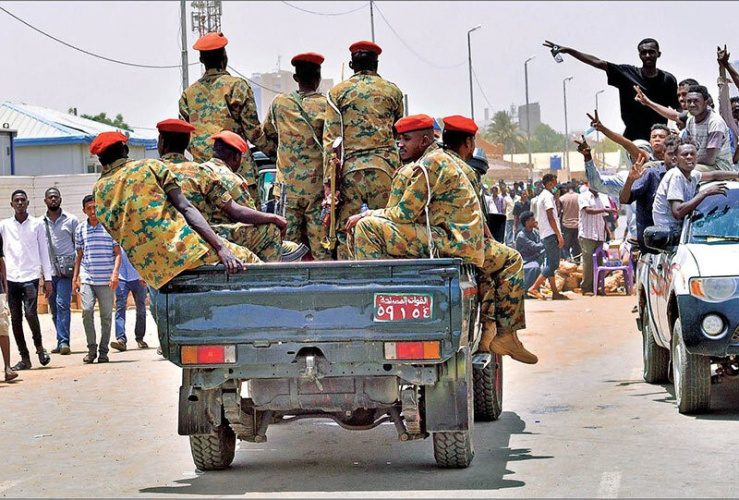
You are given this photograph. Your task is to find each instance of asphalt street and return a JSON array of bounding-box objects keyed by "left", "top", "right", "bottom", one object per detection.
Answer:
[{"left": 2, "top": 293, "right": 739, "bottom": 498}]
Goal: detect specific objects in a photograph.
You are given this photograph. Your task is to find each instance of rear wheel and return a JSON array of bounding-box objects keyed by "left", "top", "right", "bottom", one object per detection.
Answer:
[
  {"left": 474, "top": 353, "right": 503, "bottom": 420},
  {"left": 672, "top": 319, "right": 711, "bottom": 414},
  {"left": 642, "top": 307, "right": 669, "bottom": 383},
  {"left": 189, "top": 423, "right": 236, "bottom": 471},
  {"left": 433, "top": 349, "right": 474, "bottom": 468}
]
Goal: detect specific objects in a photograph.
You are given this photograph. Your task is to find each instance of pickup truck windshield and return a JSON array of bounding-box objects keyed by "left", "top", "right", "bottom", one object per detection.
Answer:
[{"left": 688, "top": 188, "right": 739, "bottom": 242}]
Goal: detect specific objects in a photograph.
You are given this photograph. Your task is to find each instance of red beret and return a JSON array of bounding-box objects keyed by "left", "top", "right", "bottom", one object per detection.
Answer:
[
  {"left": 395, "top": 114, "right": 435, "bottom": 134},
  {"left": 193, "top": 32, "right": 228, "bottom": 51},
  {"left": 349, "top": 40, "right": 382, "bottom": 55},
  {"left": 442, "top": 115, "right": 478, "bottom": 135},
  {"left": 291, "top": 52, "right": 325, "bottom": 66},
  {"left": 89, "top": 131, "right": 128, "bottom": 156},
  {"left": 156, "top": 119, "right": 195, "bottom": 134},
  {"left": 210, "top": 131, "right": 248, "bottom": 153}
]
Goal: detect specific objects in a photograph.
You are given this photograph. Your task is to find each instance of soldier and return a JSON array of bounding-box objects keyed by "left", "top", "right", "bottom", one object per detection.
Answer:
[
  {"left": 91, "top": 131, "right": 255, "bottom": 290},
  {"left": 324, "top": 41, "right": 404, "bottom": 259},
  {"left": 157, "top": 120, "right": 292, "bottom": 263},
  {"left": 345, "top": 114, "right": 484, "bottom": 266},
  {"left": 441, "top": 115, "right": 537, "bottom": 364},
  {"left": 179, "top": 31, "right": 266, "bottom": 208},
  {"left": 262, "top": 52, "right": 331, "bottom": 260}
]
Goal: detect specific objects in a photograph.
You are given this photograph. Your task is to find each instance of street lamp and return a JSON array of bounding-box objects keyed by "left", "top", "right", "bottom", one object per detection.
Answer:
[
  {"left": 467, "top": 25, "right": 482, "bottom": 120},
  {"left": 524, "top": 55, "right": 535, "bottom": 183},
  {"left": 595, "top": 89, "right": 605, "bottom": 165},
  {"left": 563, "top": 76, "right": 573, "bottom": 181}
]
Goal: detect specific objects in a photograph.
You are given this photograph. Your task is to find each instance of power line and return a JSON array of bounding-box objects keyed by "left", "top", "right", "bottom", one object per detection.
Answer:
[
  {"left": 280, "top": 1, "right": 368, "bottom": 16},
  {"left": 0, "top": 5, "right": 199, "bottom": 70},
  {"left": 227, "top": 65, "right": 281, "bottom": 94},
  {"left": 471, "top": 66, "right": 495, "bottom": 115},
  {"left": 372, "top": 3, "right": 465, "bottom": 70}
]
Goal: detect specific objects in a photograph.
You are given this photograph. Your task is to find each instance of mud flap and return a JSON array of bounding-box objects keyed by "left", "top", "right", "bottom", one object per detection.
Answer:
[
  {"left": 178, "top": 386, "right": 222, "bottom": 435},
  {"left": 423, "top": 349, "right": 471, "bottom": 432}
]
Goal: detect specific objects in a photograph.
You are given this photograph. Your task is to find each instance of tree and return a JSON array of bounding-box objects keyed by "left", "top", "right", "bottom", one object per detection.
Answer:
[
  {"left": 530, "top": 123, "right": 565, "bottom": 153},
  {"left": 79, "top": 111, "right": 133, "bottom": 131},
  {"left": 482, "top": 110, "right": 525, "bottom": 160}
]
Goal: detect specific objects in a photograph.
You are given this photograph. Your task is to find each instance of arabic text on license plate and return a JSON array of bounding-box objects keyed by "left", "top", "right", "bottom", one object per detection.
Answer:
[{"left": 374, "top": 294, "right": 433, "bottom": 322}]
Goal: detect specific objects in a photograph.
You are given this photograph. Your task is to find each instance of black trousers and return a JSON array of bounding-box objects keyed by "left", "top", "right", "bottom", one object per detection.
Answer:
[
  {"left": 562, "top": 227, "right": 581, "bottom": 262},
  {"left": 7, "top": 280, "right": 44, "bottom": 359}
]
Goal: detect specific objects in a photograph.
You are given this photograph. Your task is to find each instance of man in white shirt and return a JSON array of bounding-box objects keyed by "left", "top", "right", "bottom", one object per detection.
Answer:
[
  {"left": 527, "top": 174, "right": 568, "bottom": 300},
  {"left": 652, "top": 141, "right": 739, "bottom": 231},
  {"left": 578, "top": 187, "right": 613, "bottom": 295},
  {"left": 0, "top": 190, "right": 54, "bottom": 370}
]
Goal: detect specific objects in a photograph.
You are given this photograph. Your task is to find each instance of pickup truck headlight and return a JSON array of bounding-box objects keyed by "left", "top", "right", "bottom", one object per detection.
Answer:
[{"left": 690, "top": 278, "right": 739, "bottom": 303}]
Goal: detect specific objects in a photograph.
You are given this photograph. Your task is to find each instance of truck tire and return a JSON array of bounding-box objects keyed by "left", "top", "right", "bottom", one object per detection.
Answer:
[
  {"left": 671, "top": 319, "right": 711, "bottom": 415},
  {"left": 642, "top": 308, "right": 669, "bottom": 384},
  {"left": 433, "top": 350, "right": 474, "bottom": 468},
  {"left": 473, "top": 353, "right": 503, "bottom": 421},
  {"left": 189, "top": 423, "right": 236, "bottom": 471}
]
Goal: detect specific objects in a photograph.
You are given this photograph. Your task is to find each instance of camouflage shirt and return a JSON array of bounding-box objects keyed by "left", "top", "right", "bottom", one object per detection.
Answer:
[
  {"left": 93, "top": 157, "right": 212, "bottom": 289},
  {"left": 201, "top": 158, "right": 256, "bottom": 224},
  {"left": 365, "top": 143, "right": 485, "bottom": 266},
  {"left": 179, "top": 68, "right": 266, "bottom": 186},
  {"left": 161, "top": 152, "right": 232, "bottom": 223},
  {"left": 262, "top": 91, "right": 326, "bottom": 206},
  {"left": 323, "top": 70, "right": 404, "bottom": 182}
]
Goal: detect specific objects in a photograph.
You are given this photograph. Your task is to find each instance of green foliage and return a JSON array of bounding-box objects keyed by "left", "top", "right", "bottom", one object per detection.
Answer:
[
  {"left": 481, "top": 110, "right": 525, "bottom": 155},
  {"left": 79, "top": 111, "right": 132, "bottom": 131},
  {"left": 530, "top": 123, "right": 564, "bottom": 153}
]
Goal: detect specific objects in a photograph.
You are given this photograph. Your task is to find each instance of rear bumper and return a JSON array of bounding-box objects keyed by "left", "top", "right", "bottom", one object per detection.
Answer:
[{"left": 677, "top": 295, "right": 739, "bottom": 357}]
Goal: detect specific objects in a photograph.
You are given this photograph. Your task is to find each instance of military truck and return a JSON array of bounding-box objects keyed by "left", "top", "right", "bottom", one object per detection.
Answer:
[{"left": 153, "top": 257, "right": 502, "bottom": 470}]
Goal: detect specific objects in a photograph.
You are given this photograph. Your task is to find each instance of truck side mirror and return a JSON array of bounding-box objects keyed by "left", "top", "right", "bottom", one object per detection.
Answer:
[{"left": 644, "top": 226, "right": 680, "bottom": 253}]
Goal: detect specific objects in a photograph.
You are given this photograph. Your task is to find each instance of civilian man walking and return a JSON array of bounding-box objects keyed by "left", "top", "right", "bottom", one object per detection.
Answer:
[
  {"left": 110, "top": 248, "right": 148, "bottom": 352},
  {"left": 0, "top": 190, "right": 53, "bottom": 370},
  {"left": 73, "top": 195, "right": 121, "bottom": 364},
  {"left": 43, "top": 188, "right": 79, "bottom": 355}
]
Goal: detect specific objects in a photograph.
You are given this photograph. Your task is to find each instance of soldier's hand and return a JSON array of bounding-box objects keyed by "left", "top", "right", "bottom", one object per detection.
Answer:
[
  {"left": 271, "top": 214, "right": 288, "bottom": 237},
  {"left": 217, "top": 247, "right": 246, "bottom": 274},
  {"left": 345, "top": 213, "right": 364, "bottom": 233}
]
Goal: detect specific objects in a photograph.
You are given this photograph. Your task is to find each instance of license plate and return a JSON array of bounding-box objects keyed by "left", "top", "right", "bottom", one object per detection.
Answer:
[{"left": 374, "top": 293, "right": 433, "bottom": 322}]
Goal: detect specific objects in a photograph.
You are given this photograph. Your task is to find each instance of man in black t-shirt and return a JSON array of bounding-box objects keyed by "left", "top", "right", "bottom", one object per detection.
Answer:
[{"left": 544, "top": 38, "right": 680, "bottom": 141}]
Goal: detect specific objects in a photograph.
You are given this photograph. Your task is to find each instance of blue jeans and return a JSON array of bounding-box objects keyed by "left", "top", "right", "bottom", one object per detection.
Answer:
[
  {"left": 542, "top": 234, "right": 561, "bottom": 278},
  {"left": 504, "top": 219, "right": 515, "bottom": 247},
  {"left": 115, "top": 280, "right": 148, "bottom": 343},
  {"left": 50, "top": 276, "right": 73, "bottom": 347}
]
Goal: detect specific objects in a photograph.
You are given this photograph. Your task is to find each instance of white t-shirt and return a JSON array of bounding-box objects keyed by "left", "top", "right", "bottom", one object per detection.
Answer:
[
  {"left": 652, "top": 168, "right": 702, "bottom": 229},
  {"left": 536, "top": 189, "right": 560, "bottom": 239}
]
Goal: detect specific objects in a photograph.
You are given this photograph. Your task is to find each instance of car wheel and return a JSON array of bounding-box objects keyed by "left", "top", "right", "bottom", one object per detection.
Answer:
[
  {"left": 671, "top": 318, "right": 711, "bottom": 414},
  {"left": 642, "top": 307, "right": 669, "bottom": 383}
]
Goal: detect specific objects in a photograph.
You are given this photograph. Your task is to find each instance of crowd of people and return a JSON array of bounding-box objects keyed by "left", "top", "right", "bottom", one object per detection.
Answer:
[{"left": 5, "top": 34, "right": 739, "bottom": 381}]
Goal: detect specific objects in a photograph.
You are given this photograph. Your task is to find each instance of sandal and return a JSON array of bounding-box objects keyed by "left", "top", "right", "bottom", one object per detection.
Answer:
[
  {"left": 527, "top": 289, "right": 544, "bottom": 300},
  {"left": 5, "top": 370, "right": 18, "bottom": 382},
  {"left": 83, "top": 354, "right": 96, "bottom": 364},
  {"left": 12, "top": 359, "right": 31, "bottom": 371}
]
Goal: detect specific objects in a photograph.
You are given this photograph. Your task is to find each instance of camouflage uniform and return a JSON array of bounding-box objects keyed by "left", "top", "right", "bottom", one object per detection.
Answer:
[
  {"left": 179, "top": 68, "right": 266, "bottom": 208},
  {"left": 444, "top": 149, "right": 526, "bottom": 334},
  {"left": 353, "top": 143, "right": 485, "bottom": 266},
  {"left": 262, "top": 91, "right": 331, "bottom": 260},
  {"left": 323, "top": 70, "right": 404, "bottom": 259},
  {"left": 93, "top": 157, "right": 260, "bottom": 290}
]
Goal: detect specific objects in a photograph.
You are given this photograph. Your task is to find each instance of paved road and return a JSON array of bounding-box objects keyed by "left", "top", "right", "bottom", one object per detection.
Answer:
[{"left": 2, "top": 293, "right": 739, "bottom": 498}]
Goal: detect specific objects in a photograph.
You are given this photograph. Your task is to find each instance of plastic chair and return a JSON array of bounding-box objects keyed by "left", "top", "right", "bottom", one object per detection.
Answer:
[{"left": 592, "top": 242, "right": 634, "bottom": 296}]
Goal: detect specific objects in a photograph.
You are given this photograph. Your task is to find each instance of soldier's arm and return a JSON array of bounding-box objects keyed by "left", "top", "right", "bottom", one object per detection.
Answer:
[
  {"left": 261, "top": 102, "right": 278, "bottom": 158},
  {"left": 223, "top": 200, "right": 286, "bottom": 231},
  {"left": 178, "top": 92, "right": 190, "bottom": 121},
  {"left": 365, "top": 165, "right": 434, "bottom": 223},
  {"left": 234, "top": 80, "right": 267, "bottom": 150}
]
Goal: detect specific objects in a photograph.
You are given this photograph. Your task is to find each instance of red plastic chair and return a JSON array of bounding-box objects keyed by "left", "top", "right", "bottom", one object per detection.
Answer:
[{"left": 592, "top": 242, "right": 634, "bottom": 296}]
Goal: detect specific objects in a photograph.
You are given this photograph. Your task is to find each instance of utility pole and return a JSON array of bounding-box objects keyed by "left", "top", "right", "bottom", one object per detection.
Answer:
[
  {"left": 369, "top": 0, "right": 375, "bottom": 42},
  {"left": 563, "top": 76, "right": 573, "bottom": 181},
  {"left": 467, "top": 25, "right": 482, "bottom": 120},
  {"left": 524, "top": 55, "right": 535, "bottom": 183},
  {"left": 180, "top": 0, "right": 189, "bottom": 93}
]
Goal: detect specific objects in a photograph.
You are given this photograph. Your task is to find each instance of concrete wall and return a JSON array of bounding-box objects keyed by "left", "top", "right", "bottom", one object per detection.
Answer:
[{"left": 0, "top": 174, "right": 98, "bottom": 223}]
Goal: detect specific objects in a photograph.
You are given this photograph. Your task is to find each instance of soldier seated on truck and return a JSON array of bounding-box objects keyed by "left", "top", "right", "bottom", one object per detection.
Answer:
[
  {"left": 156, "top": 121, "right": 306, "bottom": 262},
  {"left": 346, "top": 115, "right": 538, "bottom": 359},
  {"left": 440, "top": 115, "right": 537, "bottom": 364},
  {"left": 90, "top": 131, "right": 257, "bottom": 290}
]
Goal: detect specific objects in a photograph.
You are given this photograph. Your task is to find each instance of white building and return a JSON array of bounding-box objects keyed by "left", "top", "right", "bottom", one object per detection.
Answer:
[{"left": 0, "top": 102, "right": 158, "bottom": 176}]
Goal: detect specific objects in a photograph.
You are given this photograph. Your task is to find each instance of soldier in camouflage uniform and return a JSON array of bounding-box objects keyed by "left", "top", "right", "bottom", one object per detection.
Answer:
[
  {"left": 90, "top": 132, "right": 252, "bottom": 290},
  {"left": 262, "top": 52, "right": 331, "bottom": 260},
  {"left": 178, "top": 32, "right": 266, "bottom": 208},
  {"left": 346, "top": 115, "right": 485, "bottom": 268},
  {"left": 441, "top": 115, "right": 537, "bottom": 364},
  {"left": 156, "top": 122, "right": 286, "bottom": 263},
  {"left": 324, "top": 41, "right": 404, "bottom": 259}
]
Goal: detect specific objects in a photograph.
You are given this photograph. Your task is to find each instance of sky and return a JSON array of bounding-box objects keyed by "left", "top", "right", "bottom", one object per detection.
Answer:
[{"left": 1, "top": 1, "right": 737, "bottom": 138}]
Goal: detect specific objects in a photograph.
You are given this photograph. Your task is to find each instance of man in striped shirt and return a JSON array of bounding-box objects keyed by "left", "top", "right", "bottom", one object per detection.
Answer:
[{"left": 72, "top": 195, "right": 121, "bottom": 364}]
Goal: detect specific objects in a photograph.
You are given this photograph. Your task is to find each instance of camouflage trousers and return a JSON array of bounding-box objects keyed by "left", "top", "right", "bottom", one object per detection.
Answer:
[
  {"left": 476, "top": 237, "right": 526, "bottom": 334},
  {"left": 351, "top": 216, "right": 449, "bottom": 261},
  {"left": 194, "top": 236, "right": 262, "bottom": 269},
  {"left": 284, "top": 193, "right": 332, "bottom": 261},
  {"left": 335, "top": 169, "right": 392, "bottom": 260},
  {"left": 212, "top": 223, "right": 281, "bottom": 262}
]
